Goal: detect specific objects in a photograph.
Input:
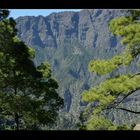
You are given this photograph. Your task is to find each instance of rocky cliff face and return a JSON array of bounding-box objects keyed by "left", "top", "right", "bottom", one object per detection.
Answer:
[
  {"left": 16, "top": 10, "right": 126, "bottom": 50},
  {"left": 15, "top": 9, "right": 140, "bottom": 129}
]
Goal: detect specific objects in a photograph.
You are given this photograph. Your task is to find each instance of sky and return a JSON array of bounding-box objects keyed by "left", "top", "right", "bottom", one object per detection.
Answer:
[{"left": 9, "top": 9, "right": 82, "bottom": 19}]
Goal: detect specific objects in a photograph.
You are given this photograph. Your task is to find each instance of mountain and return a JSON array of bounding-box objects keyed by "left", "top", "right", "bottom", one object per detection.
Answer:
[{"left": 15, "top": 9, "right": 140, "bottom": 129}]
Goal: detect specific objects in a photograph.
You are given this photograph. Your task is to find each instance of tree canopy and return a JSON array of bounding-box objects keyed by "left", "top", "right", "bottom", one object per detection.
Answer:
[{"left": 0, "top": 9, "right": 63, "bottom": 130}]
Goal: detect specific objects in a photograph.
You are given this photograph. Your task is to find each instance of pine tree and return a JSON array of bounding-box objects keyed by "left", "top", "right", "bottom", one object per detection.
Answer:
[
  {"left": 0, "top": 10, "right": 63, "bottom": 130},
  {"left": 81, "top": 10, "right": 140, "bottom": 130}
]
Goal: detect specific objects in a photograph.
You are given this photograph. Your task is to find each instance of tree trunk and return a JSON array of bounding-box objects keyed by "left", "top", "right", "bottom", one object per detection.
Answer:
[
  {"left": 15, "top": 113, "right": 19, "bottom": 130},
  {"left": 13, "top": 70, "right": 19, "bottom": 130}
]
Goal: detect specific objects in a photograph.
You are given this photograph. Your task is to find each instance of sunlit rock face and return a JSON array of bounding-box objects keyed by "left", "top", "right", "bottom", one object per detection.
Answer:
[{"left": 134, "top": 124, "right": 140, "bottom": 130}]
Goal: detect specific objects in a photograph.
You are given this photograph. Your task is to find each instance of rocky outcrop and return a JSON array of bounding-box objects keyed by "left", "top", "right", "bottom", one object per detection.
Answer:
[
  {"left": 133, "top": 124, "right": 140, "bottom": 130},
  {"left": 16, "top": 10, "right": 126, "bottom": 49}
]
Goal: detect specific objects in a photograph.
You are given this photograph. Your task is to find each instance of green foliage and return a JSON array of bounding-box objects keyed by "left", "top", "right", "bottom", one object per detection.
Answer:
[
  {"left": 0, "top": 10, "right": 63, "bottom": 130},
  {"left": 81, "top": 10, "right": 140, "bottom": 130},
  {"left": 88, "top": 10, "right": 140, "bottom": 76},
  {"left": 115, "top": 124, "right": 131, "bottom": 130},
  {"left": 79, "top": 113, "right": 131, "bottom": 130},
  {"left": 83, "top": 74, "right": 140, "bottom": 107},
  {"left": 85, "top": 115, "right": 113, "bottom": 130},
  {"left": 0, "top": 10, "right": 9, "bottom": 21},
  {"left": 37, "top": 61, "right": 51, "bottom": 78}
]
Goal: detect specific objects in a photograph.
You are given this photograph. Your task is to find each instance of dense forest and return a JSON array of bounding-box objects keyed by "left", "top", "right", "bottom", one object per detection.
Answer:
[{"left": 1, "top": 9, "right": 140, "bottom": 130}]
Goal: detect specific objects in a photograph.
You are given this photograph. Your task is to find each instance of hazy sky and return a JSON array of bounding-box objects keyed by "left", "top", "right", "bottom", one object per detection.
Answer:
[{"left": 9, "top": 9, "right": 81, "bottom": 19}]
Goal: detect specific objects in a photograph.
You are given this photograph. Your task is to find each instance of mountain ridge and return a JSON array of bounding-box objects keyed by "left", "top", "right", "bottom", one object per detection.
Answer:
[{"left": 15, "top": 9, "right": 140, "bottom": 129}]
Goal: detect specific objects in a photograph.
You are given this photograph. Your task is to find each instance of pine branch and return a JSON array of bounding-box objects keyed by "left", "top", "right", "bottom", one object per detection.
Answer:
[
  {"left": 114, "top": 87, "right": 140, "bottom": 107},
  {"left": 130, "top": 72, "right": 140, "bottom": 78},
  {"left": 0, "top": 112, "right": 13, "bottom": 116},
  {"left": 115, "top": 107, "right": 140, "bottom": 114},
  {"left": 106, "top": 72, "right": 140, "bottom": 110},
  {"left": 105, "top": 88, "right": 140, "bottom": 111},
  {"left": 0, "top": 111, "right": 23, "bottom": 118}
]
